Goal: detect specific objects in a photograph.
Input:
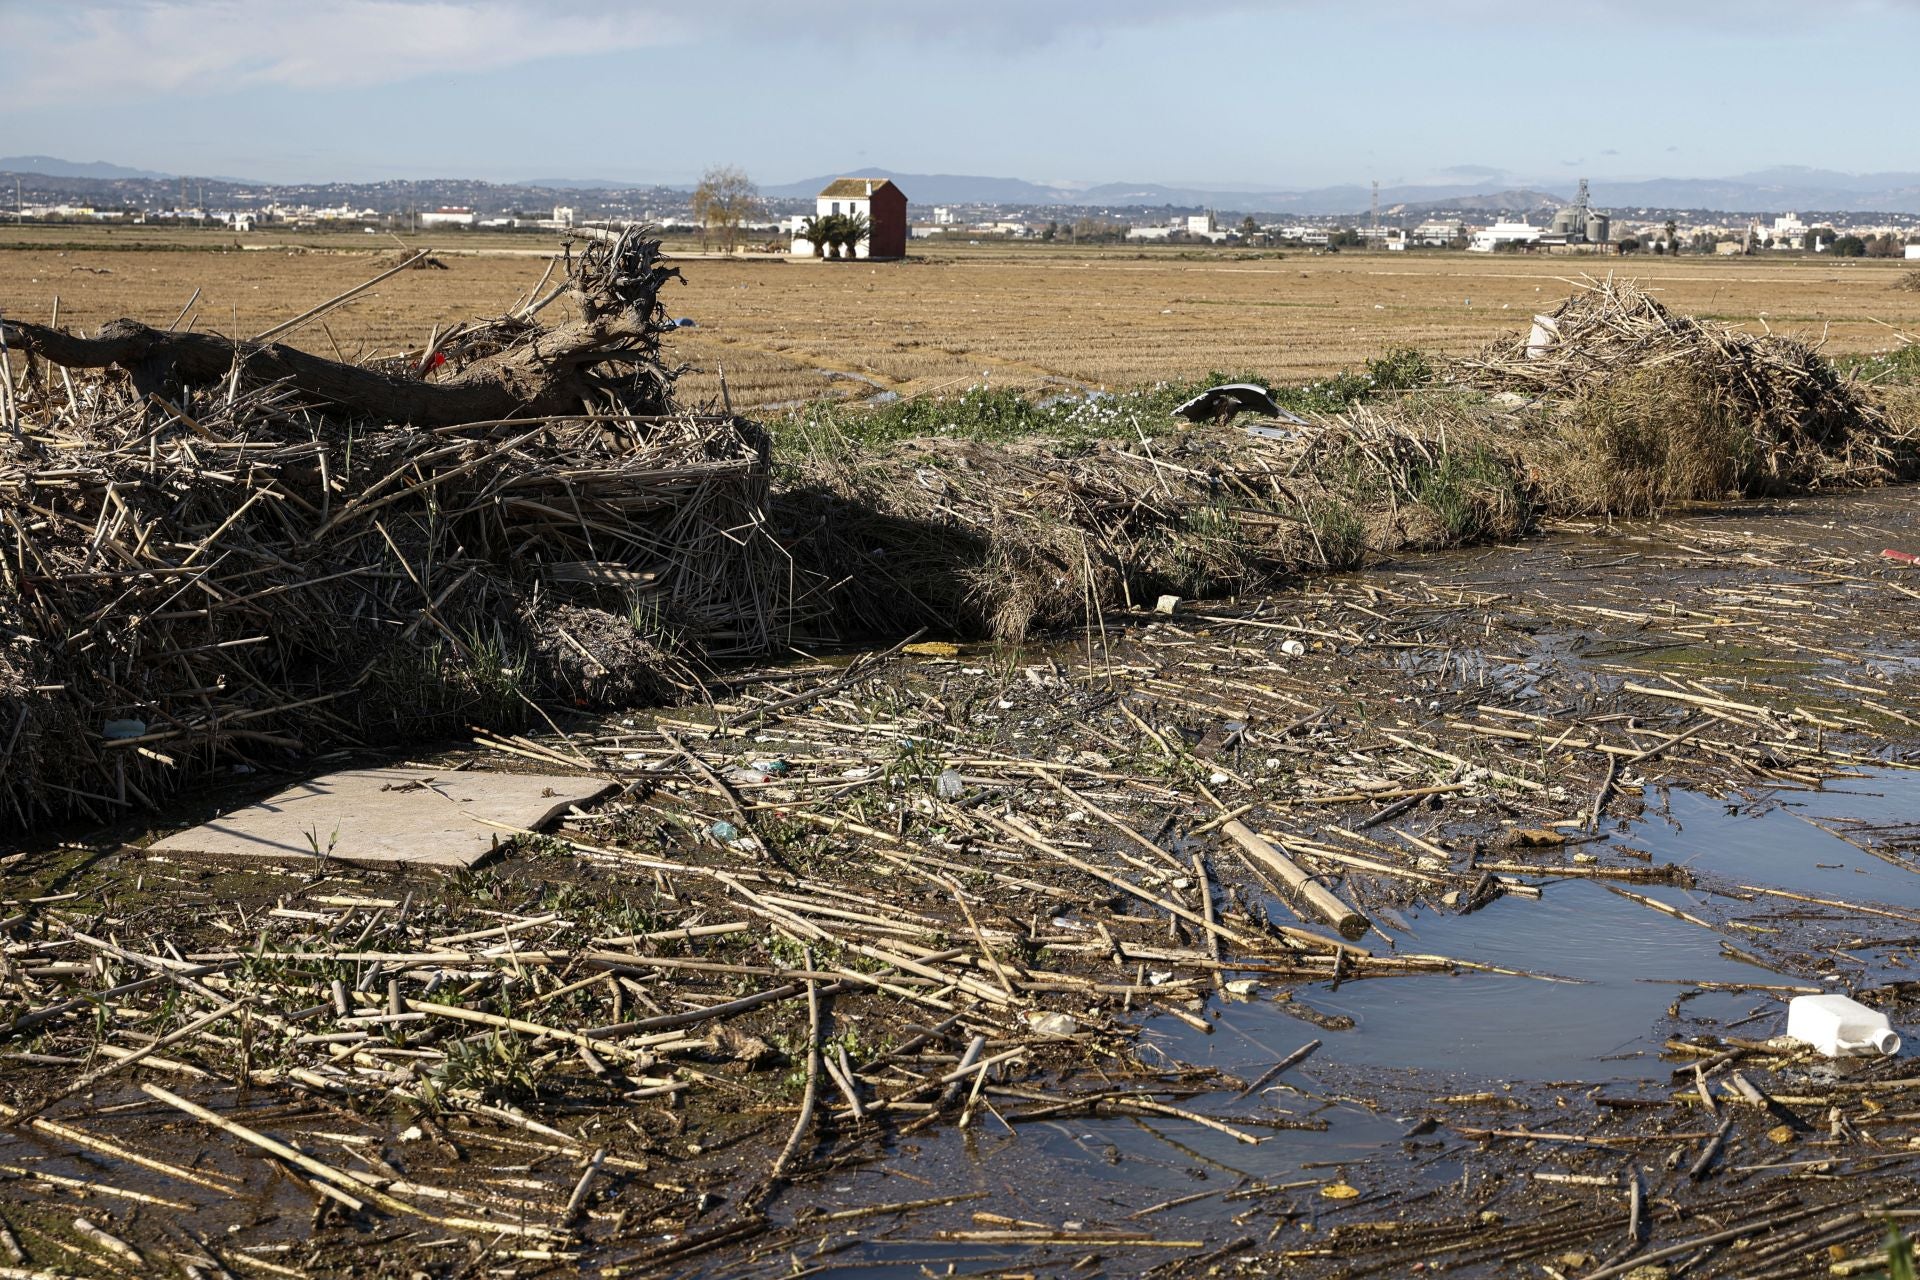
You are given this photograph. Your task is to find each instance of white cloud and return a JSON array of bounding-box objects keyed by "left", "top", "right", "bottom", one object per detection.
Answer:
[
  {"left": 2, "top": 0, "right": 1294, "bottom": 106},
  {"left": 3, "top": 1, "right": 694, "bottom": 104},
  {"left": 11, "top": 0, "right": 1916, "bottom": 109}
]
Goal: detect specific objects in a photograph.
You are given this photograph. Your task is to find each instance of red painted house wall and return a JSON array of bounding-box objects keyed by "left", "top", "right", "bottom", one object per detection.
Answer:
[{"left": 867, "top": 185, "right": 908, "bottom": 259}]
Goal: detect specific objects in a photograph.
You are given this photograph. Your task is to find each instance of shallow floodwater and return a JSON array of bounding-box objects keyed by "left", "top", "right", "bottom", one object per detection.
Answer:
[
  {"left": 1643, "top": 772, "right": 1920, "bottom": 908},
  {"left": 770, "top": 769, "right": 1920, "bottom": 1274},
  {"left": 1223, "top": 879, "right": 1794, "bottom": 1081}
]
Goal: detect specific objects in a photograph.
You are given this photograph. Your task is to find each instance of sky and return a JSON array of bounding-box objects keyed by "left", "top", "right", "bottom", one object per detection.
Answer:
[{"left": 4, "top": 0, "right": 1920, "bottom": 189}]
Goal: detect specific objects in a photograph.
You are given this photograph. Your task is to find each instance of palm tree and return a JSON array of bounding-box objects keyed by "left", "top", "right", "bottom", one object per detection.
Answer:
[
  {"left": 840, "top": 212, "right": 870, "bottom": 260},
  {"left": 798, "top": 215, "right": 830, "bottom": 258},
  {"left": 813, "top": 214, "right": 843, "bottom": 259}
]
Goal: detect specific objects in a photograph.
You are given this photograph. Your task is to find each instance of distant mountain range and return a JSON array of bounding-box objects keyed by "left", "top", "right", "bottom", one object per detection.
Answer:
[
  {"left": 0, "top": 154, "right": 174, "bottom": 181},
  {"left": 765, "top": 167, "right": 1573, "bottom": 212},
  {"left": 765, "top": 166, "right": 1920, "bottom": 216},
  {"left": 9, "top": 155, "right": 1920, "bottom": 217}
]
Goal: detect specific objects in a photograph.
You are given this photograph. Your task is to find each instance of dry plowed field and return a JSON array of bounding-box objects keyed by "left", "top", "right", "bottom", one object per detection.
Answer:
[{"left": 5, "top": 228, "right": 1918, "bottom": 408}]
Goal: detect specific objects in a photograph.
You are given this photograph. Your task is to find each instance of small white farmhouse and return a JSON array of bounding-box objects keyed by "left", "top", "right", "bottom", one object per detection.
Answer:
[{"left": 790, "top": 178, "right": 909, "bottom": 259}]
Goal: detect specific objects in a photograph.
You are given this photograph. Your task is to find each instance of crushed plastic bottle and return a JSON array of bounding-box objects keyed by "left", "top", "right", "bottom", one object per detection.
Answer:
[
  {"left": 708, "top": 820, "right": 741, "bottom": 843},
  {"left": 1786, "top": 993, "right": 1900, "bottom": 1057},
  {"left": 749, "top": 759, "right": 790, "bottom": 776},
  {"left": 936, "top": 768, "right": 964, "bottom": 799},
  {"left": 1280, "top": 639, "right": 1307, "bottom": 657}
]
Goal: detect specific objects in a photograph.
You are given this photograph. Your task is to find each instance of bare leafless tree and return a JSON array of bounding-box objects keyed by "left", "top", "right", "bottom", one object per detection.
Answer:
[{"left": 691, "top": 165, "right": 760, "bottom": 255}]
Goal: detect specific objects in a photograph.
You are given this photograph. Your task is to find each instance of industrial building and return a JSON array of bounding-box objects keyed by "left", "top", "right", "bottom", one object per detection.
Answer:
[
  {"left": 1539, "top": 179, "right": 1611, "bottom": 247},
  {"left": 1466, "top": 180, "right": 1611, "bottom": 253}
]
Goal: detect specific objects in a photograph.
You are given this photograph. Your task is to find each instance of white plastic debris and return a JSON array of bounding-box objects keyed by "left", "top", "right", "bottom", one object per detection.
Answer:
[
  {"left": 1026, "top": 1011, "right": 1078, "bottom": 1036},
  {"left": 1154, "top": 595, "right": 1181, "bottom": 615},
  {"left": 1525, "top": 313, "right": 1560, "bottom": 359},
  {"left": 1280, "top": 639, "right": 1307, "bottom": 657},
  {"left": 1786, "top": 993, "right": 1900, "bottom": 1057},
  {"left": 936, "top": 768, "right": 964, "bottom": 799}
]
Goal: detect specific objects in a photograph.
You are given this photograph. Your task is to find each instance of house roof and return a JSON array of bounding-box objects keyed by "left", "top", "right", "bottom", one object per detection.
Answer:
[{"left": 818, "top": 178, "right": 902, "bottom": 199}]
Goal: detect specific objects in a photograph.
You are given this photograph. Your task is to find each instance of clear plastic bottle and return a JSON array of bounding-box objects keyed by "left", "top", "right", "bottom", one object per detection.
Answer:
[{"left": 1786, "top": 993, "right": 1900, "bottom": 1057}]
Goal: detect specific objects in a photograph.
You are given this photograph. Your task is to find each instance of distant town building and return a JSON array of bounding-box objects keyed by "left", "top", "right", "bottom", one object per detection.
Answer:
[
  {"left": 551, "top": 205, "right": 575, "bottom": 228},
  {"left": 1187, "top": 211, "right": 1217, "bottom": 236},
  {"left": 419, "top": 206, "right": 475, "bottom": 227},
  {"left": 1276, "top": 225, "right": 1330, "bottom": 246},
  {"left": 1765, "top": 212, "right": 1808, "bottom": 247},
  {"left": 1413, "top": 219, "right": 1466, "bottom": 247},
  {"left": 1907, "top": 243, "right": 1920, "bottom": 260},
  {"left": 792, "top": 178, "right": 908, "bottom": 259},
  {"left": 1468, "top": 219, "right": 1542, "bottom": 252}
]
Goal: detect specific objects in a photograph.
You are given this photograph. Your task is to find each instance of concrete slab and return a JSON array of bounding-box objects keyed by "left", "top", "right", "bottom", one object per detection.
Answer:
[{"left": 148, "top": 767, "right": 615, "bottom": 869}]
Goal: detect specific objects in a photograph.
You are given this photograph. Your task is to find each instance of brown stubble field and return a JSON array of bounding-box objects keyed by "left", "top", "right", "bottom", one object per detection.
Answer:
[{"left": 3, "top": 226, "right": 1918, "bottom": 410}]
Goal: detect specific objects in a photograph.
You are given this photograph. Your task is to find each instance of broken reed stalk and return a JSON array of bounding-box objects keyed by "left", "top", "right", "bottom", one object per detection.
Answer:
[{"left": 1221, "top": 819, "right": 1368, "bottom": 939}]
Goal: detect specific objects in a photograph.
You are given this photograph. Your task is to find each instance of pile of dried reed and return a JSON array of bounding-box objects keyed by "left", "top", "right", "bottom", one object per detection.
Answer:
[
  {"left": 1457, "top": 275, "right": 1901, "bottom": 509},
  {"left": 0, "top": 231, "right": 786, "bottom": 829},
  {"left": 777, "top": 401, "right": 1528, "bottom": 640}
]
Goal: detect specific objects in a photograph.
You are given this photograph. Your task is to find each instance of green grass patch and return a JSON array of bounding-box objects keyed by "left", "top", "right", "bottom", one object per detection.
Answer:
[
  {"left": 769, "top": 351, "right": 1440, "bottom": 457},
  {"left": 1845, "top": 344, "right": 1920, "bottom": 386}
]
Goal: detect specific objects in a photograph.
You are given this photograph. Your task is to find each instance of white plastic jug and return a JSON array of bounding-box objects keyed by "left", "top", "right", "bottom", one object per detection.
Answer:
[{"left": 1786, "top": 993, "right": 1900, "bottom": 1057}]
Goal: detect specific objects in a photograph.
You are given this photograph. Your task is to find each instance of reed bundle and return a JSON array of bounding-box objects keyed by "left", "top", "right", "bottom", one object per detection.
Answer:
[
  {"left": 1456, "top": 274, "right": 1898, "bottom": 499},
  {"left": 778, "top": 402, "right": 1528, "bottom": 640},
  {"left": 0, "top": 230, "right": 786, "bottom": 829}
]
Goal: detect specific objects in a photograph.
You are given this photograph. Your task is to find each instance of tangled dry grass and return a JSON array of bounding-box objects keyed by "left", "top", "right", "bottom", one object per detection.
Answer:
[
  {"left": 776, "top": 399, "right": 1530, "bottom": 641},
  {"left": 0, "top": 232, "right": 786, "bottom": 829},
  {"left": 777, "top": 276, "right": 1916, "bottom": 642},
  {"left": 5, "top": 260, "right": 1914, "bottom": 829},
  {"left": 1457, "top": 275, "right": 1905, "bottom": 514}
]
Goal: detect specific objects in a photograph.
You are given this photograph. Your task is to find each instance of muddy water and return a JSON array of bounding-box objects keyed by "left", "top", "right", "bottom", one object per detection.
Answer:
[
  {"left": 9, "top": 491, "right": 1916, "bottom": 1277},
  {"left": 746, "top": 499, "right": 1920, "bottom": 1272},
  {"left": 1645, "top": 773, "right": 1920, "bottom": 909},
  {"left": 772, "top": 767, "right": 1920, "bottom": 1273}
]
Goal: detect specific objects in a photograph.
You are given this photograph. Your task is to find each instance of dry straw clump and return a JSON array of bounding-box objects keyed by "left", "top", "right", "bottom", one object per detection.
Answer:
[
  {"left": 778, "top": 276, "right": 1908, "bottom": 643},
  {"left": 0, "top": 230, "right": 787, "bottom": 829},
  {"left": 1457, "top": 274, "right": 1899, "bottom": 514},
  {"left": 776, "top": 397, "right": 1529, "bottom": 642}
]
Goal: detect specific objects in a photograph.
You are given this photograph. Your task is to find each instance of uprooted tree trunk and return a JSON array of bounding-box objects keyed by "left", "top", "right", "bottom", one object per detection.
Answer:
[{"left": 1, "top": 227, "right": 685, "bottom": 427}]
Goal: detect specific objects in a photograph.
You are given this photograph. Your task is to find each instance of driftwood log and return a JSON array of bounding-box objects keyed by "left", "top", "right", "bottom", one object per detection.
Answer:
[{"left": 0, "top": 227, "right": 683, "bottom": 428}]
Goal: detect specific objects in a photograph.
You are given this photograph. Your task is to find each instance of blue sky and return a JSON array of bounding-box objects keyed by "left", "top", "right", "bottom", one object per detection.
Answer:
[{"left": 4, "top": 0, "right": 1918, "bottom": 188}]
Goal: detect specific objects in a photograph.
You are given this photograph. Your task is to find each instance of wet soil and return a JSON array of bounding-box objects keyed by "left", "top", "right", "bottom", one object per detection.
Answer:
[{"left": 4, "top": 487, "right": 1920, "bottom": 1278}]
